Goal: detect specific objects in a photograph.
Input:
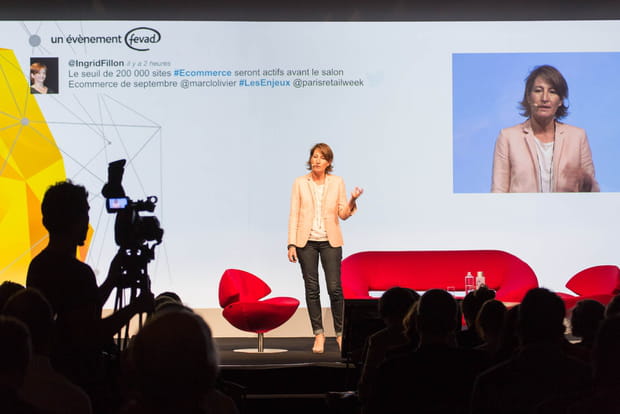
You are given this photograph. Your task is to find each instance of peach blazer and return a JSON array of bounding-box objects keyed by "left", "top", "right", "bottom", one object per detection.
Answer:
[
  {"left": 491, "top": 120, "right": 599, "bottom": 192},
  {"left": 288, "top": 173, "right": 356, "bottom": 248}
]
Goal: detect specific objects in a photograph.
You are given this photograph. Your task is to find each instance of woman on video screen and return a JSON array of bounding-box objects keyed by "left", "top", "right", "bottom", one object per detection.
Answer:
[
  {"left": 491, "top": 65, "right": 599, "bottom": 192},
  {"left": 287, "top": 143, "right": 363, "bottom": 354}
]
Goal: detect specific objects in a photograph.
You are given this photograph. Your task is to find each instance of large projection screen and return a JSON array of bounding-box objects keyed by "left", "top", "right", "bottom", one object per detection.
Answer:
[{"left": 1, "top": 20, "right": 619, "bottom": 310}]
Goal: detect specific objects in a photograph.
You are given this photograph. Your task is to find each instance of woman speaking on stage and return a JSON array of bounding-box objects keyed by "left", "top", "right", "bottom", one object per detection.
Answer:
[
  {"left": 287, "top": 143, "right": 363, "bottom": 353},
  {"left": 491, "top": 65, "right": 599, "bottom": 192}
]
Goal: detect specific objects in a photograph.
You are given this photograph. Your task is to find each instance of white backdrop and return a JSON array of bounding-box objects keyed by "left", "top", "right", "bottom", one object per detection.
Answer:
[{"left": 2, "top": 20, "right": 619, "bottom": 309}]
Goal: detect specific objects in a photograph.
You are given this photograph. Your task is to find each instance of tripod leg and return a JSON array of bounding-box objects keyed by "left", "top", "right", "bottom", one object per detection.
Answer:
[{"left": 114, "top": 286, "right": 124, "bottom": 351}]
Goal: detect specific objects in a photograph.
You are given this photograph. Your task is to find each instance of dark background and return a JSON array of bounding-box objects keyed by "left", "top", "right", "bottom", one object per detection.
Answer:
[{"left": 3, "top": 0, "right": 620, "bottom": 21}]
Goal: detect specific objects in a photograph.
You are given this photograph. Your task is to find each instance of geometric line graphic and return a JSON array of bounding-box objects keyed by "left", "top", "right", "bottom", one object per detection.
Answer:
[{"left": 1, "top": 43, "right": 166, "bottom": 287}]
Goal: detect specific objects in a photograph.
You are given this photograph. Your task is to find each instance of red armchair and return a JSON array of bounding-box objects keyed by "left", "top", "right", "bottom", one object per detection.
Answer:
[
  {"left": 556, "top": 265, "right": 620, "bottom": 311},
  {"left": 218, "top": 269, "right": 299, "bottom": 353}
]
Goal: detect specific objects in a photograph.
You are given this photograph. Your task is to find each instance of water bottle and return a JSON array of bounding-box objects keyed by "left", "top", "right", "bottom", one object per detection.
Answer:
[
  {"left": 476, "top": 271, "right": 486, "bottom": 289},
  {"left": 464, "top": 271, "right": 475, "bottom": 294}
]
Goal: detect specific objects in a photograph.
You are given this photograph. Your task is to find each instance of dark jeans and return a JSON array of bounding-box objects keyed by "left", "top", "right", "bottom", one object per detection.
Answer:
[{"left": 296, "top": 241, "right": 344, "bottom": 336}]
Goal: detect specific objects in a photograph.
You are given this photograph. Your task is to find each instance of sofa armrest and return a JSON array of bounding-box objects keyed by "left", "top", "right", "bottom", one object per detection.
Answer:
[{"left": 494, "top": 257, "right": 538, "bottom": 303}]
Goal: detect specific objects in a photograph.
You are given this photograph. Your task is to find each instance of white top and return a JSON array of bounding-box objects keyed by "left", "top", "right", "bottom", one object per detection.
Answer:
[
  {"left": 534, "top": 137, "right": 554, "bottom": 193},
  {"left": 309, "top": 182, "right": 328, "bottom": 241}
]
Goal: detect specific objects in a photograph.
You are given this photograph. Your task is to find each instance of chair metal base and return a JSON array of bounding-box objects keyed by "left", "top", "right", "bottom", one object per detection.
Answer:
[
  {"left": 232, "top": 332, "right": 288, "bottom": 353},
  {"left": 233, "top": 348, "right": 288, "bottom": 353}
]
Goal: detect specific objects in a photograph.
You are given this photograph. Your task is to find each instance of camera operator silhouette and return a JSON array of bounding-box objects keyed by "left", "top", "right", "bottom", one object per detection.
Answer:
[{"left": 26, "top": 180, "right": 154, "bottom": 408}]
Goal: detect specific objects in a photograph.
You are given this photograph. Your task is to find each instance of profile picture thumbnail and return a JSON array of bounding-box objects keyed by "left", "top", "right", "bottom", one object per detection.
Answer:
[{"left": 29, "top": 57, "right": 59, "bottom": 95}]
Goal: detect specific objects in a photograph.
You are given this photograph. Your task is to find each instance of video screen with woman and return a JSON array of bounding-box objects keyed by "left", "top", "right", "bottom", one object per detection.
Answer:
[
  {"left": 453, "top": 52, "right": 620, "bottom": 193},
  {"left": 491, "top": 64, "right": 598, "bottom": 193}
]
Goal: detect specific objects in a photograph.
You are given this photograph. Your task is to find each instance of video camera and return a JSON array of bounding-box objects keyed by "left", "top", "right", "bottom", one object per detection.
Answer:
[
  {"left": 102, "top": 159, "right": 163, "bottom": 249},
  {"left": 101, "top": 159, "right": 163, "bottom": 345}
]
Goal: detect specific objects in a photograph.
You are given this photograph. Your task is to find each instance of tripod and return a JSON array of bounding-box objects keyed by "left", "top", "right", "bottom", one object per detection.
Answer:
[{"left": 113, "top": 245, "right": 154, "bottom": 351}]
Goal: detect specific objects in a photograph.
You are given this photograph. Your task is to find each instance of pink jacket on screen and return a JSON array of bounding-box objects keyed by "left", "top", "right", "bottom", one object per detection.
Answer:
[
  {"left": 491, "top": 120, "right": 599, "bottom": 193},
  {"left": 288, "top": 173, "right": 355, "bottom": 248}
]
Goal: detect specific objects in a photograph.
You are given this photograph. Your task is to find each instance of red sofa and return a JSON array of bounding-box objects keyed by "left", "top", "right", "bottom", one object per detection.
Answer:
[{"left": 341, "top": 250, "right": 539, "bottom": 303}]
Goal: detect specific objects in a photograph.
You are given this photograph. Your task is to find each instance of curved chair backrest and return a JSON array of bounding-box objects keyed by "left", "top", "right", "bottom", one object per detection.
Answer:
[
  {"left": 218, "top": 269, "right": 272, "bottom": 308},
  {"left": 566, "top": 265, "right": 620, "bottom": 296}
]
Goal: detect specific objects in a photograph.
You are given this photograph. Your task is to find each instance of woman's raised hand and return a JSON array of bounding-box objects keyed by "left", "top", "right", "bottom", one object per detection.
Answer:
[{"left": 351, "top": 187, "right": 364, "bottom": 200}]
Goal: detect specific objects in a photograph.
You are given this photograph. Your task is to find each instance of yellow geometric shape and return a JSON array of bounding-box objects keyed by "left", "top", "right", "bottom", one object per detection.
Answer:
[{"left": 0, "top": 48, "right": 92, "bottom": 284}]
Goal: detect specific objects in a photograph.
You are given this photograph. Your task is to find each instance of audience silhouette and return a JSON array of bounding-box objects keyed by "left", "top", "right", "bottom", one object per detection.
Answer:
[
  {"left": 471, "top": 288, "right": 591, "bottom": 414},
  {"left": 492, "top": 304, "right": 520, "bottom": 364},
  {"left": 4, "top": 185, "right": 619, "bottom": 414},
  {"left": 3, "top": 288, "right": 93, "bottom": 414},
  {"left": 571, "top": 299, "right": 605, "bottom": 346},
  {"left": 374, "top": 289, "right": 488, "bottom": 414},
  {"left": 604, "top": 293, "right": 620, "bottom": 318},
  {"left": 401, "top": 299, "right": 421, "bottom": 350},
  {"left": 153, "top": 291, "right": 186, "bottom": 314},
  {"left": 567, "top": 316, "right": 620, "bottom": 413},
  {"left": 0, "top": 315, "right": 41, "bottom": 414},
  {"left": 474, "top": 299, "right": 507, "bottom": 361},
  {"left": 457, "top": 286, "right": 496, "bottom": 349},
  {"left": 358, "top": 287, "right": 419, "bottom": 413},
  {"left": 119, "top": 306, "right": 238, "bottom": 414},
  {"left": 566, "top": 299, "right": 605, "bottom": 364},
  {"left": 0, "top": 280, "right": 25, "bottom": 310}
]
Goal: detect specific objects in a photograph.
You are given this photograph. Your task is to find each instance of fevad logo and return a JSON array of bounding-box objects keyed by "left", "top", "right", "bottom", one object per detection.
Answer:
[{"left": 124, "top": 27, "right": 161, "bottom": 51}]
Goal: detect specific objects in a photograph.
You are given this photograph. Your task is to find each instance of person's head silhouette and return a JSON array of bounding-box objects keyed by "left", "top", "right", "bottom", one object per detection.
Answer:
[
  {"left": 41, "top": 181, "right": 89, "bottom": 247},
  {"left": 416, "top": 289, "right": 458, "bottom": 344},
  {"left": 518, "top": 288, "right": 565, "bottom": 345},
  {"left": 129, "top": 309, "right": 219, "bottom": 412},
  {"left": 3, "top": 288, "right": 53, "bottom": 355}
]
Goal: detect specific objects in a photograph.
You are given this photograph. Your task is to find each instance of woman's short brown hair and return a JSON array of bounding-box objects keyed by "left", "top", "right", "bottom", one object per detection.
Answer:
[
  {"left": 306, "top": 143, "right": 334, "bottom": 173},
  {"left": 519, "top": 65, "right": 569, "bottom": 119},
  {"left": 30, "top": 62, "right": 47, "bottom": 75}
]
